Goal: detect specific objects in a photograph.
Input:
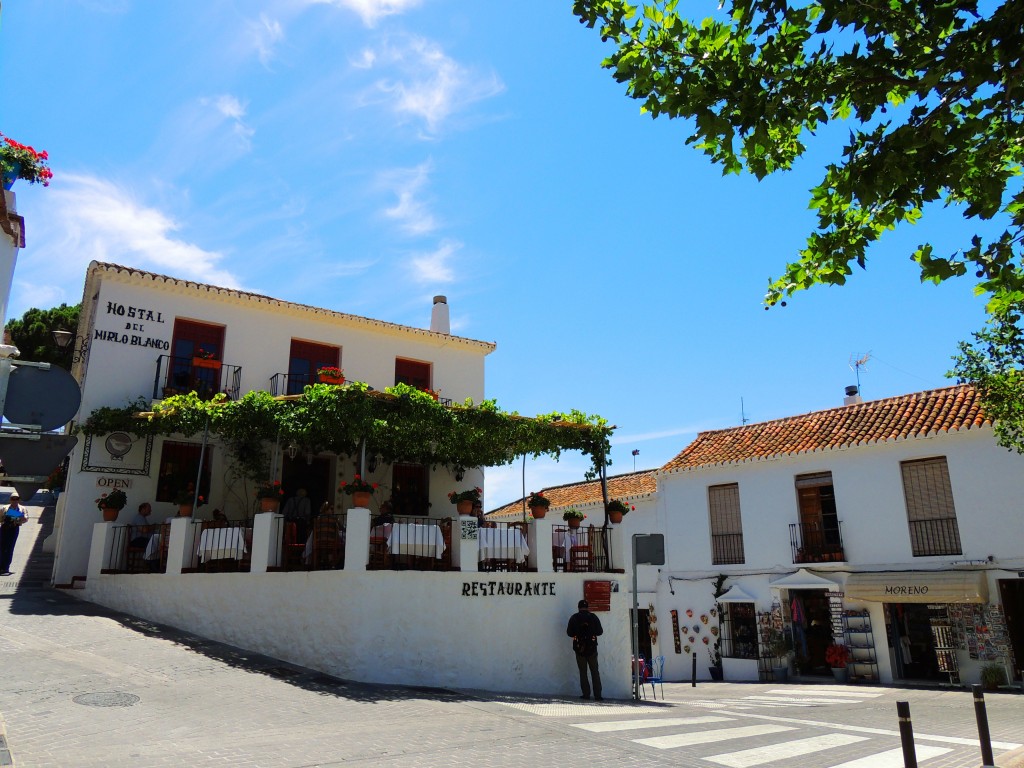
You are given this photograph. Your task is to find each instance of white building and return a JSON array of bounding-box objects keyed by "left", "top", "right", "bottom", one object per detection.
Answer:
[
  {"left": 504, "top": 387, "right": 1024, "bottom": 689},
  {"left": 53, "top": 261, "right": 633, "bottom": 699}
]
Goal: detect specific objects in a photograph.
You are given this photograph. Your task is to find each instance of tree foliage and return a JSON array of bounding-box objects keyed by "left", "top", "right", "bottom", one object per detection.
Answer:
[
  {"left": 572, "top": 0, "right": 1024, "bottom": 310},
  {"left": 952, "top": 302, "right": 1024, "bottom": 451},
  {"left": 5, "top": 303, "right": 81, "bottom": 366},
  {"left": 79, "top": 381, "right": 613, "bottom": 482}
]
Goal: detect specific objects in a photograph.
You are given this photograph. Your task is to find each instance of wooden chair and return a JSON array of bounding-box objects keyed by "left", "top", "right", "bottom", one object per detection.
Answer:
[
  {"left": 282, "top": 522, "right": 306, "bottom": 571},
  {"left": 552, "top": 546, "right": 566, "bottom": 572},
  {"left": 368, "top": 536, "right": 390, "bottom": 570},
  {"left": 311, "top": 515, "right": 342, "bottom": 570},
  {"left": 125, "top": 542, "right": 148, "bottom": 573},
  {"left": 569, "top": 545, "right": 592, "bottom": 573}
]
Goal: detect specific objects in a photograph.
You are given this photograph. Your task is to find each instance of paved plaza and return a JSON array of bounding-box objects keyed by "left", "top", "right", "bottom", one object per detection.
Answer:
[{"left": 2, "top": 505, "right": 1023, "bottom": 768}]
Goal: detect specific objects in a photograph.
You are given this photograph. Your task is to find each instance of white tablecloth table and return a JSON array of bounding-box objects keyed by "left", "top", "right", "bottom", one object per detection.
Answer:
[
  {"left": 478, "top": 528, "right": 530, "bottom": 563},
  {"left": 387, "top": 523, "right": 445, "bottom": 559},
  {"left": 552, "top": 530, "right": 581, "bottom": 561},
  {"left": 196, "top": 528, "right": 248, "bottom": 562},
  {"left": 143, "top": 533, "right": 161, "bottom": 560}
]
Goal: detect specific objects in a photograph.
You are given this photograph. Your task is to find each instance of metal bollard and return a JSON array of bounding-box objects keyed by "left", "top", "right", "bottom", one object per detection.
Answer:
[
  {"left": 692, "top": 652, "right": 697, "bottom": 687},
  {"left": 896, "top": 701, "right": 918, "bottom": 768},
  {"left": 972, "top": 685, "right": 996, "bottom": 767}
]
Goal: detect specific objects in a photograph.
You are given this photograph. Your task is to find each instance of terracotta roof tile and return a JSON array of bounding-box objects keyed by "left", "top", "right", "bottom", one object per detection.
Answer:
[
  {"left": 487, "top": 470, "right": 657, "bottom": 520},
  {"left": 661, "top": 385, "right": 991, "bottom": 473},
  {"left": 89, "top": 261, "right": 496, "bottom": 352}
]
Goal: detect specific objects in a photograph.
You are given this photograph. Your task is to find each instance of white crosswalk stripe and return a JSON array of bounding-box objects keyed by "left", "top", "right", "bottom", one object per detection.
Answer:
[
  {"left": 704, "top": 733, "right": 868, "bottom": 767},
  {"left": 682, "top": 686, "right": 883, "bottom": 711},
  {"left": 633, "top": 724, "right": 796, "bottom": 749},
  {"left": 572, "top": 715, "right": 735, "bottom": 733}
]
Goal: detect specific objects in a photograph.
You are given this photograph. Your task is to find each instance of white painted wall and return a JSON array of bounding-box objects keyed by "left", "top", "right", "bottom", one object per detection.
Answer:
[
  {"left": 53, "top": 266, "right": 492, "bottom": 585},
  {"left": 649, "top": 425, "right": 1024, "bottom": 686},
  {"left": 83, "top": 570, "right": 633, "bottom": 698}
]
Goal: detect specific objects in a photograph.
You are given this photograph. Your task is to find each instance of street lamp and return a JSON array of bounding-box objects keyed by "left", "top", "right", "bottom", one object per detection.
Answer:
[{"left": 52, "top": 328, "right": 89, "bottom": 365}]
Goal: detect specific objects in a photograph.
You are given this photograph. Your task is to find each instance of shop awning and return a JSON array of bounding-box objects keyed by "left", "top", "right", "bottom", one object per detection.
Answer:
[
  {"left": 717, "top": 585, "right": 755, "bottom": 603},
  {"left": 845, "top": 571, "right": 988, "bottom": 604},
  {"left": 768, "top": 568, "right": 841, "bottom": 591}
]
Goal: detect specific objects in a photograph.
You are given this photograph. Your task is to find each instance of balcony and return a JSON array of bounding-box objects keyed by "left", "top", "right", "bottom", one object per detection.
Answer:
[
  {"left": 790, "top": 521, "right": 845, "bottom": 563},
  {"left": 908, "top": 517, "right": 962, "bottom": 557},
  {"left": 153, "top": 354, "right": 242, "bottom": 401},
  {"left": 269, "top": 372, "right": 312, "bottom": 396},
  {"left": 711, "top": 533, "right": 745, "bottom": 565}
]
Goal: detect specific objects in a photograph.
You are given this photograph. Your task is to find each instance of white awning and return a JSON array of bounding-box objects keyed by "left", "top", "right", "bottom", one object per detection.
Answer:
[
  {"left": 717, "top": 585, "right": 755, "bottom": 603},
  {"left": 769, "top": 568, "right": 841, "bottom": 591},
  {"left": 845, "top": 571, "right": 988, "bottom": 604}
]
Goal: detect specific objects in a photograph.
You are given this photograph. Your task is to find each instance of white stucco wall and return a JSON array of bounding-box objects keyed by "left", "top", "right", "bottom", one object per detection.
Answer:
[
  {"left": 53, "top": 265, "right": 492, "bottom": 585},
  {"left": 83, "top": 570, "right": 632, "bottom": 698},
  {"left": 648, "top": 425, "right": 1024, "bottom": 686}
]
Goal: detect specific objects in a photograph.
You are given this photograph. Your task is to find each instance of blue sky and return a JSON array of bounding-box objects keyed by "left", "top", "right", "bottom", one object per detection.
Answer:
[{"left": 1, "top": 0, "right": 995, "bottom": 507}]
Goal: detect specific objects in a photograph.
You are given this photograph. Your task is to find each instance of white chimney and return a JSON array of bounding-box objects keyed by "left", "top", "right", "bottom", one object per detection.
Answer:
[
  {"left": 843, "top": 385, "right": 863, "bottom": 406},
  {"left": 429, "top": 295, "right": 450, "bottom": 334}
]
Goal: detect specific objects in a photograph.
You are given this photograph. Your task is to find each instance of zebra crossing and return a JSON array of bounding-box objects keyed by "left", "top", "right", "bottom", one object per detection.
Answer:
[
  {"left": 569, "top": 712, "right": 957, "bottom": 766},
  {"left": 559, "top": 685, "right": 1023, "bottom": 766},
  {"left": 679, "top": 684, "right": 886, "bottom": 711}
]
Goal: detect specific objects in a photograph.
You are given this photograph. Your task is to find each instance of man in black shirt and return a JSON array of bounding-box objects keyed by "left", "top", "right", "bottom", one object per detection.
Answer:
[{"left": 566, "top": 599, "right": 603, "bottom": 700}]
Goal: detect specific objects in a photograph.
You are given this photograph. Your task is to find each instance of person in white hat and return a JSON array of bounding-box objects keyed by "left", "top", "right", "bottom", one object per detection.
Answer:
[{"left": 0, "top": 493, "right": 29, "bottom": 575}]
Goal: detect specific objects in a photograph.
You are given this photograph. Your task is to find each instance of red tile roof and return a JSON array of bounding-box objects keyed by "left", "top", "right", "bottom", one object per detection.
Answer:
[
  {"left": 487, "top": 470, "right": 657, "bottom": 520},
  {"left": 661, "top": 385, "right": 991, "bottom": 473}
]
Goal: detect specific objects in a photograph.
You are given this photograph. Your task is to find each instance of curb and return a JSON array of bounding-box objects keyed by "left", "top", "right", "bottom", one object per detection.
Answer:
[
  {"left": 0, "top": 712, "right": 14, "bottom": 767},
  {"left": 997, "top": 745, "right": 1024, "bottom": 768}
]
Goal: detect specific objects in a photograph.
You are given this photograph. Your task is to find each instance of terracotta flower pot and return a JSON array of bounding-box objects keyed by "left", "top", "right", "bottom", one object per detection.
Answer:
[
  {"left": 608, "top": 510, "right": 624, "bottom": 524},
  {"left": 457, "top": 499, "right": 474, "bottom": 516},
  {"left": 178, "top": 503, "right": 194, "bottom": 517},
  {"left": 101, "top": 505, "right": 120, "bottom": 522},
  {"left": 529, "top": 505, "right": 548, "bottom": 520},
  {"left": 259, "top": 497, "right": 280, "bottom": 513},
  {"left": 318, "top": 374, "right": 344, "bottom": 385},
  {"left": 566, "top": 518, "right": 582, "bottom": 529},
  {"left": 351, "top": 491, "right": 371, "bottom": 508}
]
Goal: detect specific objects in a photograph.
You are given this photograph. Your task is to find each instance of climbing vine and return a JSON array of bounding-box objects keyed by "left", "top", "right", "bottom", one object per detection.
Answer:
[{"left": 78, "top": 381, "right": 613, "bottom": 482}]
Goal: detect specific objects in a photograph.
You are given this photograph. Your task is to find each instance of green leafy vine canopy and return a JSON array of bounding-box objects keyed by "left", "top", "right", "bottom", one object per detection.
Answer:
[{"left": 80, "top": 382, "right": 613, "bottom": 478}]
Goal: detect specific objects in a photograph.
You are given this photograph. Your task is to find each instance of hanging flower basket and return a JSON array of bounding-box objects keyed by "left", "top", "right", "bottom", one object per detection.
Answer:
[{"left": 317, "top": 366, "right": 345, "bottom": 385}]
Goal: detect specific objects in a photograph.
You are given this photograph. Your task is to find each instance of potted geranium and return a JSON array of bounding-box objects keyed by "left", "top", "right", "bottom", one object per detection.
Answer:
[
  {"left": 339, "top": 474, "right": 378, "bottom": 508},
  {"left": 606, "top": 499, "right": 633, "bottom": 524},
  {"left": 255, "top": 479, "right": 284, "bottom": 512},
  {"left": 825, "top": 643, "right": 851, "bottom": 683},
  {"left": 317, "top": 366, "right": 345, "bottom": 385},
  {"left": 1, "top": 132, "right": 53, "bottom": 189},
  {"left": 562, "top": 507, "right": 587, "bottom": 529},
  {"left": 527, "top": 491, "right": 550, "bottom": 519},
  {"left": 174, "top": 483, "right": 206, "bottom": 517},
  {"left": 448, "top": 487, "right": 482, "bottom": 516},
  {"left": 96, "top": 489, "right": 128, "bottom": 522},
  {"left": 191, "top": 347, "right": 220, "bottom": 371}
]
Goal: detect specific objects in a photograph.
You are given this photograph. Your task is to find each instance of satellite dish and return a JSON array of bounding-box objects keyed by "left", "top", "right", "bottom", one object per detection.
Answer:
[{"left": 3, "top": 363, "right": 82, "bottom": 431}]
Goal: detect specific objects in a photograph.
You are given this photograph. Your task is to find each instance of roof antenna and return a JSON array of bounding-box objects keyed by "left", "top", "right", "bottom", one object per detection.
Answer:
[
  {"left": 740, "top": 397, "right": 749, "bottom": 425},
  {"left": 850, "top": 352, "right": 871, "bottom": 396}
]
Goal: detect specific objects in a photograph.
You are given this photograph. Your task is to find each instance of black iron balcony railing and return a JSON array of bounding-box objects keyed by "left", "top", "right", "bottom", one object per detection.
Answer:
[
  {"left": 154, "top": 354, "right": 241, "bottom": 401},
  {"left": 551, "top": 524, "right": 612, "bottom": 572},
  {"left": 269, "top": 372, "right": 312, "bottom": 396},
  {"left": 908, "top": 517, "right": 962, "bottom": 557},
  {"left": 790, "top": 521, "right": 845, "bottom": 563},
  {"left": 185, "top": 519, "right": 252, "bottom": 573},
  {"left": 711, "top": 533, "right": 745, "bottom": 565}
]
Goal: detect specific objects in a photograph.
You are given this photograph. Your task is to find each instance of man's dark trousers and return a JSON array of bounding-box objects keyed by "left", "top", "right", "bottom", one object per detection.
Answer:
[{"left": 575, "top": 651, "right": 601, "bottom": 699}]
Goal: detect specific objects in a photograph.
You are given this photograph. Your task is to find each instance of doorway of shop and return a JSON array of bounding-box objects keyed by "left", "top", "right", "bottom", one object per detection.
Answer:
[
  {"left": 788, "top": 589, "right": 832, "bottom": 675},
  {"left": 281, "top": 455, "right": 333, "bottom": 515},
  {"left": 885, "top": 603, "right": 946, "bottom": 681},
  {"left": 999, "top": 580, "right": 1024, "bottom": 681},
  {"left": 631, "top": 608, "right": 653, "bottom": 670}
]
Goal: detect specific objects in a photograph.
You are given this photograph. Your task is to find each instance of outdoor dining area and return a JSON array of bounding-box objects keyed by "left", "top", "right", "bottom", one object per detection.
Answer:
[{"left": 96, "top": 510, "right": 616, "bottom": 577}]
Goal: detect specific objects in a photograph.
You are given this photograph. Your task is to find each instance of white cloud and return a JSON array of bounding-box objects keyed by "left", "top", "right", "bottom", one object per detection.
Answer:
[
  {"left": 246, "top": 13, "right": 285, "bottom": 67},
  {"left": 200, "top": 94, "right": 255, "bottom": 149},
  {"left": 365, "top": 36, "right": 505, "bottom": 133},
  {"left": 409, "top": 239, "right": 459, "bottom": 283},
  {"left": 611, "top": 424, "right": 708, "bottom": 445},
  {"left": 380, "top": 162, "right": 436, "bottom": 235},
  {"left": 485, "top": 456, "right": 594, "bottom": 510},
  {"left": 309, "top": 0, "right": 422, "bottom": 27},
  {"left": 19, "top": 174, "right": 240, "bottom": 296}
]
